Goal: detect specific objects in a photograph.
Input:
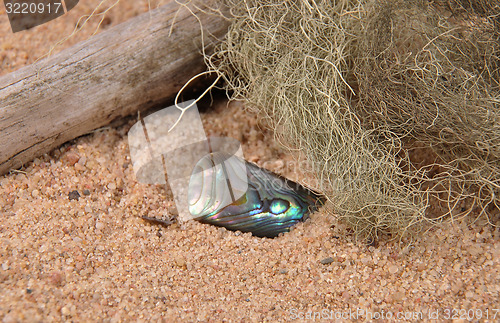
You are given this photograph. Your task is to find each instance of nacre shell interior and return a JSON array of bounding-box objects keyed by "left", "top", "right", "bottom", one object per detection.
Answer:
[{"left": 188, "top": 152, "right": 324, "bottom": 238}]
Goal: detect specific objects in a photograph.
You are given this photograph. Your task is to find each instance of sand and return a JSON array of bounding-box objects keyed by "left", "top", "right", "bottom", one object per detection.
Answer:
[{"left": 1, "top": 1, "right": 499, "bottom": 322}]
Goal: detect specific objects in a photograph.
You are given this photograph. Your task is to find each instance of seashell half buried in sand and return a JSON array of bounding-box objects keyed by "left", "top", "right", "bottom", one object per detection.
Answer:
[{"left": 188, "top": 152, "right": 325, "bottom": 238}]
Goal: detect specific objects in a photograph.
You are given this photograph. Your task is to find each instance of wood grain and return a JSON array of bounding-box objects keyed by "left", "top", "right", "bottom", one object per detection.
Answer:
[{"left": 0, "top": 2, "right": 228, "bottom": 175}]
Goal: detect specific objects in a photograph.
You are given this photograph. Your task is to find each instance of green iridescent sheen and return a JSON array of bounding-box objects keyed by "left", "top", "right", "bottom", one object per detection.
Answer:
[{"left": 270, "top": 199, "right": 289, "bottom": 214}]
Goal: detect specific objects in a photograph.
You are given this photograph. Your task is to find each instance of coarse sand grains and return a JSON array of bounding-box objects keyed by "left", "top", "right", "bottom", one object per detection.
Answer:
[
  {"left": 1, "top": 99, "right": 499, "bottom": 321},
  {"left": 1, "top": 1, "right": 499, "bottom": 321}
]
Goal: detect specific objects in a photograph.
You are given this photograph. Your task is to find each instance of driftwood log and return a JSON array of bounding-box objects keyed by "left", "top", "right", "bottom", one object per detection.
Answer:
[{"left": 0, "top": 2, "right": 228, "bottom": 175}]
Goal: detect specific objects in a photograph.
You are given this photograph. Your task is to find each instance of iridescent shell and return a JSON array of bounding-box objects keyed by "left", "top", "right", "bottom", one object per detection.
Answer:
[{"left": 188, "top": 152, "right": 324, "bottom": 238}]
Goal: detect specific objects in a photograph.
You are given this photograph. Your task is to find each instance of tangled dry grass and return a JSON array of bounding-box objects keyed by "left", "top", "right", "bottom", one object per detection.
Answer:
[{"left": 204, "top": 0, "right": 500, "bottom": 240}]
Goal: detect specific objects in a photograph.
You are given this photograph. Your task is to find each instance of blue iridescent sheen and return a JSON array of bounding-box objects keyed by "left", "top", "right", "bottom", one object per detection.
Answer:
[{"left": 188, "top": 153, "right": 324, "bottom": 238}]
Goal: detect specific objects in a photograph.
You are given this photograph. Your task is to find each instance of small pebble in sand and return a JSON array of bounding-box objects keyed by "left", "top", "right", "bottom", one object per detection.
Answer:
[
  {"left": 174, "top": 256, "right": 187, "bottom": 269},
  {"left": 83, "top": 189, "right": 91, "bottom": 196},
  {"left": 320, "top": 257, "right": 335, "bottom": 265},
  {"left": 65, "top": 152, "right": 80, "bottom": 166},
  {"left": 96, "top": 221, "right": 105, "bottom": 230},
  {"left": 78, "top": 157, "right": 87, "bottom": 166},
  {"left": 48, "top": 271, "right": 64, "bottom": 286},
  {"left": 31, "top": 189, "right": 39, "bottom": 198},
  {"left": 68, "top": 190, "right": 80, "bottom": 201},
  {"left": 61, "top": 306, "right": 71, "bottom": 316},
  {"left": 388, "top": 265, "right": 399, "bottom": 274},
  {"left": 74, "top": 163, "right": 86, "bottom": 171}
]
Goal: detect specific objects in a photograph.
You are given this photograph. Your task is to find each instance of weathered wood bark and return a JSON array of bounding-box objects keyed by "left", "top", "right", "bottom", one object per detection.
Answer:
[{"left": 0, "top": 2, "right": 228, "bottom": 175}]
